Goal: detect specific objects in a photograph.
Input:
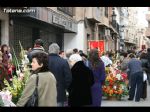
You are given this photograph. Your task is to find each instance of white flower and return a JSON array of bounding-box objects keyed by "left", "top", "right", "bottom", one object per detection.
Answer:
[
  {"left": 113, "top": 86, "right": 117, "bottom": 90},
  {"left": 116, "top": 74, "right": 121, "bottom": 80}
]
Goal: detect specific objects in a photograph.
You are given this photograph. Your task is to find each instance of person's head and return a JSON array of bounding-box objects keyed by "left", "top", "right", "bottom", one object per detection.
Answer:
[
  {"left": 128, "top": 53, "right": 135, "bottom": 59},
  {"left": 123, "top": 52, "right": 128, "bottom": 58},
  {"left": 31, "top": 52, "right": 49, "bottom": 72},
  {"left": 34, "top": 39, "right": 44, "bottom": 47},
  {"left": 59, "top": 50, "right": 65, "bottom": 58},
  {"left": 89, "top": 48, "right": 101, "bottom": 68},
  {"left": 79, "top": 50, "right": 83, "bottom": 54},
  {"left": 105, "top": 51, "right": 109, "bottom": 57},
  {"left": 1, "top": 44, "right": 8, "bottom": 53},
  {"left": 65, "top": 49, "right": 73, "bottom": 59},
  {"left": 140, "top": 52, "right": 147, "bottom": 60},
  {"left": 48, "top": 43, "right": 60, "bottom": 55},
  {"left": 69, "top": 54, "right": 82, "bottom": 66},
  {"left": 26, "top": 46, "right": 32, "bottom": 52},
  {"left": 147, "top": 48, "right": 150, "bottom": 53},
  {"left": 80, "top": 53, "right": 88, "bottom": 61},
  {"left": 73, "top": 48, "right": 78, "bottom": 54}
]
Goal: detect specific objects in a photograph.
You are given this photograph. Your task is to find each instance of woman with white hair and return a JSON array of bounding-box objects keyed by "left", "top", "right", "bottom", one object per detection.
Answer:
[{"left": 68, "top": 54, "right": 94, "bottom": 106}]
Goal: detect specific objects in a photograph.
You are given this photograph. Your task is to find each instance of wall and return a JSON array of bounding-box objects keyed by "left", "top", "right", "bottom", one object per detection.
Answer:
[
  {"left": 0, "top": 10, "right": 9, "bottom": 45},
  {"left": 64, "top": 21, "right": 87, "bottom": 53}
]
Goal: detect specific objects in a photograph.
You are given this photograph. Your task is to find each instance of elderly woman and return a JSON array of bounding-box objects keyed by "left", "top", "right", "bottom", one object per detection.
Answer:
[
  {"left": 17, "top": 52, "right": 57, "bottom": 106},
  {"left": 68, "top": 54, "right": 94, "bottom": 106}
]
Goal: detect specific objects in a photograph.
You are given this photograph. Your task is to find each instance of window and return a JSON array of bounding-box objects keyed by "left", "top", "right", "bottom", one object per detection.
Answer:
[
  {"left": 105, "top": 7, "right": 108, "bottom": 17},
  {"left": 57, "top": 7, "right": 74, "bottom": 16}
]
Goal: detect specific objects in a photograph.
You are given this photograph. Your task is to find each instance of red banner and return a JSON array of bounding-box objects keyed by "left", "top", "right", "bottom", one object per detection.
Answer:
[
  {"left": 89, "top": 41, "right": 99, "bottom": 49},
  {"left": 88, "top": 40, "right": 105, "bottom": 56},
  {"left": 98, "top": 41, "right": 105, "bottom": 55}
]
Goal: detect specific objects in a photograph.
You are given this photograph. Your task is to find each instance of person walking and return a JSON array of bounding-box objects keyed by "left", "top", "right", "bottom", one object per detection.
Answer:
[
  {"left": 17, "top": 52, "right": 57, "bottom": 106},
  {"left": 89, "top": 49, "right": 106, "bottom": 106},
  {"left": 68, "top": 54, "right": 94, "bottom": 106},
  {"left": 48, "top": 43, "right": 72, "bottom": 107},
  {"left": 100, "top": 51, "right": 112, "bottom": 67},
  {"left": 0, "top": 51, "right": 10, "bottom": 90},
  {"left": 27, "top": 39, "right": 46, "bottom": 62},
  {"left": 1, "top": 44, "right": 10, "bottom": 70},
  {"left": 139, "top": 52, "right": 148, "bottom": 100},
  {"left": 146, "top": 48, "right": 150, "bottom": 85},
  {"left": 127, "top": 53, "right": 143, "bottom": 102}
]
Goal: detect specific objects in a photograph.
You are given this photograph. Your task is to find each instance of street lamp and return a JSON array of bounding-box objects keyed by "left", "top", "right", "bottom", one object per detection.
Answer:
[{"left": 112, "top": 11, "right": 117, "bottom": 21}]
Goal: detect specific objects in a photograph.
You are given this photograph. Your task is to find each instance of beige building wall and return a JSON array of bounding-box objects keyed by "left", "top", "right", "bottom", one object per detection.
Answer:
[{"left": 0, "top": 9, "right": 9, "bottom": 45}]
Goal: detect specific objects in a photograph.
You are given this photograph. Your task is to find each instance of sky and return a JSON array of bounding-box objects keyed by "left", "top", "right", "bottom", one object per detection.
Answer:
[{"left": 137, "top": 7, "right": 148, "bottom": 27}]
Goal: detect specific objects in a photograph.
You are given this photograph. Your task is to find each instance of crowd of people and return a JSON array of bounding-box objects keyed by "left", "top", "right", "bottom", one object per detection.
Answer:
[{"left": 0, "top": 38, "right": 150, "bottom": 107}]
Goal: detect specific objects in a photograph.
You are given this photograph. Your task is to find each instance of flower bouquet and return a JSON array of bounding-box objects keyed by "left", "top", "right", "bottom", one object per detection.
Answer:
[
  {"left": 2, "top": 41, "right": 31, "bottom": 105},
  {"left": 0, "top": 90, "right": 16, "bottom": 106},
  {"left": 102, "top": 67, "right": 128, "bottom": 100}
]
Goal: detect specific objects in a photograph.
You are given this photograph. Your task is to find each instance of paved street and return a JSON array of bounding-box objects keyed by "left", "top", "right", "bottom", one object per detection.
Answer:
[{"left": 101, "top": 82, "right": 150, "bottom": 107}]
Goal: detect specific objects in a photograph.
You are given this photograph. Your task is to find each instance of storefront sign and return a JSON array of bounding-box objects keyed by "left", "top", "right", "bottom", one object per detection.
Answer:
[{"left": 52, "top": 13, "right": 77, "bottom": 32}]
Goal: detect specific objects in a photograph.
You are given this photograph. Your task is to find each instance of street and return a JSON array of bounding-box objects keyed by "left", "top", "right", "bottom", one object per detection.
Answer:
[{"left": 101, "top": 82, "right": 150, "bottom": 107}]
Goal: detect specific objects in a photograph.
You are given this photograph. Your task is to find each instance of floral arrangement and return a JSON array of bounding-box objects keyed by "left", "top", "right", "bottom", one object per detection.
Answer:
[
  {"left": 102, "top": 66, "right": 128, "bottom": 99},
  {"left": 0, "top": 90, "right": 16, "bottom": 106},
  {"left": 1, "top": 41, "right": 30, "bottom": 105}
]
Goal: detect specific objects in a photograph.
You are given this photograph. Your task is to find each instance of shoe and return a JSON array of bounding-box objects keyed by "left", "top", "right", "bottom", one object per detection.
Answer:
[
  {"left": 128, "top": 98, "right": 133, "bottom": 101},
  {"left": 135, "top": 100, "right": 140, "bottom": 102}
]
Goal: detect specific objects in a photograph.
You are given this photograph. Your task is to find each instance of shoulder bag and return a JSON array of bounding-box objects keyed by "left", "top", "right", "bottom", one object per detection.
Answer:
[{"left": 24, "top": 74, "right": 39, "bottom": 107}]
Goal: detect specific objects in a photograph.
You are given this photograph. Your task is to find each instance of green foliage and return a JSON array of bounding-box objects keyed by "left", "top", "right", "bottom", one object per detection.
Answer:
[{"left": 3, "top": 68, "right": 30, "bottom": 104}]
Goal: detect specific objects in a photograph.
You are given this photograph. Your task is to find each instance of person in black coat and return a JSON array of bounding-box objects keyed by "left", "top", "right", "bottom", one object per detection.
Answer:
[
  {"left": 48, "top": 43, "right": 72, "bottom": 107},
  {"left": 146, "top": 48, "right": 150, "bottom": 85},
  {"left": 140, "top": 52, "right": 148, "bottom": 99},
  {"left": 68, "top": 54, "right": 94, "bottom": 106}
]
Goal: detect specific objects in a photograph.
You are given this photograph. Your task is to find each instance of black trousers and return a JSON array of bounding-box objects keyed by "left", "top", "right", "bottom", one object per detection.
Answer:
[{"left": 129, "top": 71, "right": 143, "bottom": 101}]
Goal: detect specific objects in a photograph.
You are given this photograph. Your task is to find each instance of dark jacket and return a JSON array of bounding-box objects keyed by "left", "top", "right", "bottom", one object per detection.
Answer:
[
  {"left": 140, "top": 59, "right": 149, "bottom": 73},
  {"left": 68, "top": 61, "right": 94, "bottom": 106},
  {"left": 48, "top": 53, "right": 72, "bottom": 102},
  {"left": 27, "top": 47, "right": 46, "bottom": 62}
]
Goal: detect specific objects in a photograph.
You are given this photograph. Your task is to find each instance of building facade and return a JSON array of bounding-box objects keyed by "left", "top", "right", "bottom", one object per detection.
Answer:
[{"left": 0, "top": 8, "right": 9, "bottom": 45}]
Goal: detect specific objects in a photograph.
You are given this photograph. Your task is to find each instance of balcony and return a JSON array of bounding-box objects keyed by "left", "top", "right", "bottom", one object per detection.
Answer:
[
  {"left": 124, "top": 38, "right": 136, "bottom": 45},
  {"left": 146, "top": 14, "right": 150, "bottom": 21},
  {"left": 86, "top": 7, "right": 100, "bottom": 23},
  {"left": 146, "top": 27, "right": 150, "bottom": 38}
]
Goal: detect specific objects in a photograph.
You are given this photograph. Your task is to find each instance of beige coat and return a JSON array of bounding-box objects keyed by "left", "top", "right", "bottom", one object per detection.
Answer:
[{"left": 17, "top": 72, "right": 57, "bottom": 107}]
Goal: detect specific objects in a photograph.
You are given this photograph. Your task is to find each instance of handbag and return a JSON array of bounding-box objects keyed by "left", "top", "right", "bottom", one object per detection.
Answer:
[{"left": 24, "top": 74, "right": 39, "bottom": 107}]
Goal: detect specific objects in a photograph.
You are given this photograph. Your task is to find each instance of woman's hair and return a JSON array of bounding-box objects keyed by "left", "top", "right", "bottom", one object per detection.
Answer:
[
  {"left": 140, "top": 52, "right": 147, "bottom": 60},
  {"left": 1, "top": 44, "right": 8, "bottom": 53},
  {"left": 129, "top": 53, "right": 135, "bottom": 58},
  {"left": 89, "top": 48, "right": 102, "bottom": 69},
  {"left": 32, "top": 52, "right": 49, "bottom": 73}
]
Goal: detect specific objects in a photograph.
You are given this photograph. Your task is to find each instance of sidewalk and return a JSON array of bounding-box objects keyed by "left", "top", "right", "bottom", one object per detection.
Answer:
[{"left": 101, "top": 82, "right": 150, "bottom": 107}]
